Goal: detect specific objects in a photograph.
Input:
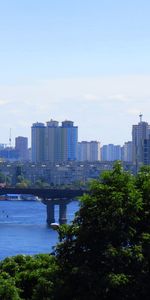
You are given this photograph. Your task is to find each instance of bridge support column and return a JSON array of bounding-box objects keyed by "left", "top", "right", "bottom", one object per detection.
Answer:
[
  {"left": 46, "top": 202, "right": 55, "bottom": 226},
  {"left": 59, "top": 202, "right": 67, "bottom": 225}
]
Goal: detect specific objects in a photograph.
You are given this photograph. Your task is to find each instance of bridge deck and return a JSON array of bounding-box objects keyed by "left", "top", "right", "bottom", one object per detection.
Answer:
[{"left": 0, "top": 187, "right": 87, "bottom": 199}]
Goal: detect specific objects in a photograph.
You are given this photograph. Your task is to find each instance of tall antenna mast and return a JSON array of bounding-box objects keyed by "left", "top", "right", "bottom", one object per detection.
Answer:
[
  {"left": 139, "top": 113, "right": 143, "bottom": 123},
  {"left": 9, "top": 128, "right": 12, "bottom": 147}
]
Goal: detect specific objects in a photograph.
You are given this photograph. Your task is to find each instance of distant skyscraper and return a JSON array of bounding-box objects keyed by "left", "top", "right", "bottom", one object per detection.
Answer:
[
  {"left": 100, "top": 145, "right": 108, "bottom": 161},
  {"left": 15, "top": 136, "right": 28, "bottom": 161},
  {"left": 144, "top": 138, "right": 150, "bottom": 165},
  {"left": 101, "top": 144, "right": 121, "bottom": 161},
  {"left": 122, "top": 141, "right": 132, "bottom": 162},
  {"left": 132, "top": 115, "right": 150, "bottom": 167},
  {"left": 113, "top": 145, "right": 121, "bottom": 161},
  {"left": 31, "top": 120, "right": 78, "bottom": 163},
  {"left": 61, "top": 120, "right": 78, "bottom": 161},
  {"left": 31, "top": 122, "right": 46, "bottom": 163},
  {"left": 78, "top": 141, "right": 100, "bottom": 161},
  {"left": 89, "top": 141, "right": 101, "bottom": 161},
  {"left": 78, "top": 141, "right": 89, "bottom": 161},
  {"left": 45, "top": 120, "right": 59, "bottom": 162}
]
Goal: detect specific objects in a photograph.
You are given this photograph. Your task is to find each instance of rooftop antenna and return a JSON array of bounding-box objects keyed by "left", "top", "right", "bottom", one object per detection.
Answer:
[
  {"left": 9, "top": 128, "right": 12, "bottom": 147},
  {"left": 139, "top": 113, "right": 143, "bottom": 123}
]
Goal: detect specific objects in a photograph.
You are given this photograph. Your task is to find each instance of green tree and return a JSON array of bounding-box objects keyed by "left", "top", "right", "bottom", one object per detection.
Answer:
[
  {"left": 136, "top": 165, "right": 150, "bottom": 232},
  {"left": 0, "top": 171, "right": 5, "bottom": 183},
  {"left": 0, "top": 278, "right": 21, "bottom": 300},
  {"left": 34, "top": 179, "right": 50, "bottom": 188},
  {"left": 55, "top": 163, "right": 150, "bottom": 300},
  {"left": 1, "top": 163, "right": 150, "bottom": 299},
  {"left": 0, "top": 254, "right": 59, "bottom": 300},
  {"left": 16, "top": 176, "right": 31, "bottom": 188},
  {"left": 5, "top": 175, "right": 12, "bottom": 186}
]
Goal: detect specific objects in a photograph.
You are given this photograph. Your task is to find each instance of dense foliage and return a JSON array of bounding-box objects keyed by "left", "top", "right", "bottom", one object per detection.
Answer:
[
  {"left": 1, "top": 163, "right": 150, "bottom": 299},
  {"left": 0, "top": 254, "right": 60, "bottom": 300}
]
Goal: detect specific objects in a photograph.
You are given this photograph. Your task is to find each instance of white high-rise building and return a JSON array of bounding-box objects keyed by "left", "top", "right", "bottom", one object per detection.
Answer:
[
  {"left": 101, "top": 144, "right": 121, "bottom": 161},
  {"left": 122, "top": 141, "right": 132, "bottom": 162},
  {"left": 78, "top": 141, "right": 101, "bottom": 161}
]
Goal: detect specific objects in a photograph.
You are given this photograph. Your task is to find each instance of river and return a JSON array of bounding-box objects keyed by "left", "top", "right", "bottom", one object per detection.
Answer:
[{"left": 0, "top": 199, "right": 79, "bottom": 261}]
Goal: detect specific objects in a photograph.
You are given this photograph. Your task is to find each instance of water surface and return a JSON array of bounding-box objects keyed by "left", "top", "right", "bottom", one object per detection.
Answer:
[{"left": 0, "top": 200, "right": 79, "bottom": 260}]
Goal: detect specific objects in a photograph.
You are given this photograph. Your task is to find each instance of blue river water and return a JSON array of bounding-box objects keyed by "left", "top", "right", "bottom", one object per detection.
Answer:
[{"left": 0, "top": 200, "right": 79, "bottom": 261}]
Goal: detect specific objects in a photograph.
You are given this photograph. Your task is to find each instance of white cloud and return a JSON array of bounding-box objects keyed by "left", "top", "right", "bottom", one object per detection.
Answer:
[
  {"left": 0, "top": 99, "right": 10, "bottom": 105},
  {"left": 127, "top": 108, "right": 142, "bottom": 116},
  {"left": 83, "top": 94, "right": 99, "bottom": 101},
  {"left": 108, "top": 94, "right": 130, "bottom": 102},
  {"left": 0, "top": 75, "right": 150, "bottom": 145}
]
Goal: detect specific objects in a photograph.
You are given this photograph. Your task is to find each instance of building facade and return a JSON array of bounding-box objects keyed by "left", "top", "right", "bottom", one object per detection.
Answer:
[
  {"left": 144, "top": 138, "right": 150, "bottom": 165},
  {"left": 132, "top": 116, "right": 150, "bottom": 167},
  {"left": 122, "top": 141, "right": 132, "bottom": 162},
  {"left": 31, "top": 122, "right": 46, "bottom": 163},
  {"left": 31, "top": 120, "right": 78, "bottom": 163},
  {"left": 15, "top": 136, "right": 28, "bottom": 161},
  {"left": 78, "top": 141, "right": 101, "bottom": 161},
  {"left": 101, "top": 144, "right": 121, "bottom": 161}
]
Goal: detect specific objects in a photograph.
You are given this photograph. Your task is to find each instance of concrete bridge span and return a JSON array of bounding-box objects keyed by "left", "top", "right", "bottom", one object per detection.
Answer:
[{"left": 0, "top": 188, "right": 87, "bottom": 225}]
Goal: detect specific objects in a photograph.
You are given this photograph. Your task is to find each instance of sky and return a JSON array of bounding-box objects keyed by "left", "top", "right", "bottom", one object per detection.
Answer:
[{"left": 0, "top": 0, "right": 150, "bottom": 147}]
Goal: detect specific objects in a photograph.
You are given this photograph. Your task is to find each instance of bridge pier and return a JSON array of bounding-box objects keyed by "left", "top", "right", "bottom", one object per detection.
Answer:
[
  {"left": 0, "top": 187, "right": 86, "bottom": 227},
  {"left": 46, "top": 200, "right": 68, "bottom": 226},
  {"left": 59, "top": 202, "right": 67, "bottom": 225},
  {"left": 46, "top": 201, "right": 55, "bottom": 225}
]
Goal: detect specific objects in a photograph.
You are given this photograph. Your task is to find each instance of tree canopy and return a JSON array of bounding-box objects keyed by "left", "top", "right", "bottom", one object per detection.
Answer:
[
  {"left": 1, "top": 163, "right": 150, "bottom": 299},
  {"left": 55, "top": 162, "right": 150, "bottom": 300}
]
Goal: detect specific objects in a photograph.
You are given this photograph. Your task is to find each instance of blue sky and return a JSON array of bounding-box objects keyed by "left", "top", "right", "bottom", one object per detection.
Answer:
[{"left": 0, "top": 0, "right": 150, "bottom": 146}]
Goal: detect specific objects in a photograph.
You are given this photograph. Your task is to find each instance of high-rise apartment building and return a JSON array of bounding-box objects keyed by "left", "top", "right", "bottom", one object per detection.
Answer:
[
  {"left": 78, "top": 141, "right": 89, "bottom": 161},
  {"left": 15, "top": 136, "right": 28, "bottom": 161},
  {"left": 122, "top": 141, "right": 132, "bottom": 162},
  {"left": 31, "top": 122, "right": 46, "bottom": 163},
  {"left": 101, "top": 144, "right": 121, "bottom": 161},
  {"left": 132, "top": 115, "right": 150, "bottom": 167},
  {"left": 144, "top": 138, "right": 150, "bottom": 165},
  {"left": 61, "top": 121, "right": 78, "bottom": 161},
  {"left": 89, "top": 141, "right": 101, "bottom": 161},
  {"left": 78, "top": 141, "right": 101, "bottom": 161},
  {"left": 45, "top": 120, "right": 59, "bottom": 162},
  {"left": 31, "top": 120, "right": 78, "bottom": 163}
]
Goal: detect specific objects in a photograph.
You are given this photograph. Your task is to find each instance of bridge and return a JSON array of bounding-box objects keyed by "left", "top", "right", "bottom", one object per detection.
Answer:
[{"left": 0, "top": 187, "right": 87, "bottom": 225}]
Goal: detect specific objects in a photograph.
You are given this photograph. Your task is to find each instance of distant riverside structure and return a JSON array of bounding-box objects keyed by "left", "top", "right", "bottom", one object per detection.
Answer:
[
  {"left": 0, "top": 161, "right": 135, "bottom": 187},
  {"left": 15, "top": 136, "right": 28, "bottom": 161},
  {"left": 31, "top": 119, "right": 78, "bottom": 163},
  {"left": 132, "top": 114, "right": 150, "bottom": 168},
  {"left": 101, "top": 144, "right": 122, "bottom": 161},
  {"left": 78, "top": 141, "right": 101, "bottom": 161}
]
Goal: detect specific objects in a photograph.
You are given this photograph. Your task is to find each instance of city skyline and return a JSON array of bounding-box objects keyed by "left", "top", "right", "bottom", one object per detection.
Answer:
[
  {"left": 0, "top": 1, "right": 150, "bottom": 145},
  {"left": 0, "top": 116, "right": 150, "bottom": 165},
  {"left": 0, "top": 114, "right": 147, "bottom": 148}
]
